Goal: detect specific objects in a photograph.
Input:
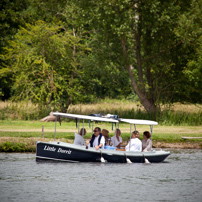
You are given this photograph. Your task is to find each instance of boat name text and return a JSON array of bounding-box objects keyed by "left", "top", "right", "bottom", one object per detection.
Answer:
[
  {"left": 43, "top": 145, "right": 72, "bottom": 154},
  {"left": 57, "top": 148, "right": 72, "bottom": 154}
]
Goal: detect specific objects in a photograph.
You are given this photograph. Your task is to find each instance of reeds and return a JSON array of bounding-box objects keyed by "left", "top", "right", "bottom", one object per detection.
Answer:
[
  {"left": 0, "top": 100, "right": 202, "bottom": 125},
  {"left": 0, "top": 101, "right": 50, "bottom": 120}
]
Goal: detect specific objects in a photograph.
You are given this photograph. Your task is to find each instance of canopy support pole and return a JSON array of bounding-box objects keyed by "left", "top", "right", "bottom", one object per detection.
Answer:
[
  {"left": 134, "top": 124, "right": 136, "bottom": 132},
  {"left": 129, "top": 123, "right": 132, "bottom": 151},
  {"left": 150, "top": 125, "right": 153, "bottom": 149},
  {"left": 114, "top": 123, "right": 118, "bottom": 136},
  {"left": 54, "top": 116, "right": 57, "bottom": 141},
  {"left": 78, "top": 119, "right": 80, "bottom": 133},
  {"left": 82, "top": 119, "right": 84, "bottom": 135}
]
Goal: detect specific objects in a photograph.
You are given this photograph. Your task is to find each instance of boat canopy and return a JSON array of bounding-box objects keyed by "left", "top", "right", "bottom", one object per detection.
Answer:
[
  {"left": 53, "top": 112, "right": 119, "bottom": 123},
  {"left": 119, "top": 118, "right": 158, "bottom": 125}
]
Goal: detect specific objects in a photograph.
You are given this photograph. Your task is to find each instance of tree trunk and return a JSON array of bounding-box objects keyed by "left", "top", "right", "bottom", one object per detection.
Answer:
[
  {"left": 121, "top": 36, "right": 156, "bottom": 114},
  {"left": 61, "top": 27, "right": 77, "bottom": 113}
]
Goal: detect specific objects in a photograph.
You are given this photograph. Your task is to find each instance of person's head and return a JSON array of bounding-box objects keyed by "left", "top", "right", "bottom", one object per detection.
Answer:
[
  {"left": 94, "top": 127, "right": 101, "bottom": 137},
  {"left": 132, "top": 131, "right": 140, "bottom": 138},
  {"left": 115, "top": 129, "right": 121, "bottom": 137},
  {"left": 102, "top": 129, "right": 109, "bottom": 140},
  {"left": 143, "top": 131, "right": 151, "bottom": 139},
  {"left": 79, "top": 128, "right": 86, "bottom": 136}
]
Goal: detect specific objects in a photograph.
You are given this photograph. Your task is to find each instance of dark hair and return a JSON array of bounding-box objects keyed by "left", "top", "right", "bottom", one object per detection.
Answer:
[
  {"left": 143, "top": 131, "right": 151, "bottom": 138},
  {"left": 79, "top": 128, "right": 86, "bottom": 136},
  {"left": 115, "top": 129, "right": 121, "bottom": 136},
  {"left": 95, "top": 127, "right": 101, "bottom": 132},
  {"left": 132, "top": 131, "right": 139, "bottom": 138}
]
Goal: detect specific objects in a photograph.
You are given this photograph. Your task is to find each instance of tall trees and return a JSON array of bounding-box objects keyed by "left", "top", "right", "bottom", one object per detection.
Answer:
[
  {"left": 175, "top": 0, "right": 202, "bottom": 103},
  {"left": 1, "top": 0, "right": 202, "bottom": 115},
  {"left": 75, "top": 0, "right": 202, "bottom": 114},
  {"left": 2, "top": 21, "right": 90, "bottom": 111},
  {"left": 0, "top": 0, "right": 31, "bottom": 99},
  {"left": 1, "top": 0, "right": 132, "bottom": 108}
]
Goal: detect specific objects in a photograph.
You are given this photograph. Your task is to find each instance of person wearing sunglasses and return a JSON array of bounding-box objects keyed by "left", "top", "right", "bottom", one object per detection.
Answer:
[{"left": 89, "top": 127, "right": 105, "bottom": 150}]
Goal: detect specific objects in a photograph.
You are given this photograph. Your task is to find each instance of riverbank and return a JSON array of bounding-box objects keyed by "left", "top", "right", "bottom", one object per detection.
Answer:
[
  {"left": 0, "top": 120, "right": 202, "bottom": 152},
  {"left": 0, "top": 136, "right": 201, "bottom": 152}
]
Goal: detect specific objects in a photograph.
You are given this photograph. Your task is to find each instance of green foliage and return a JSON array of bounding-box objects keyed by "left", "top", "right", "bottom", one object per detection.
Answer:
[
  {"left": 81, "top": 50, "right": 132, "bottom": 99},
  {"left": 2, "top": 21, "right": 90, "bottom": 111},
  {"left": 0, "top": 0, "right": 36, "bottom": 100},
  {"left": 174, "top": 0, "right": 202, "bottom": 102},
  {"left": 1, "top": 0, "right": 202, "bottom": 114},
  {"left": 0, "top": 141, "right": 35, "bottom": 152},
  {"left": 76, "top": 0, "right": 202, "bottom": 111}
]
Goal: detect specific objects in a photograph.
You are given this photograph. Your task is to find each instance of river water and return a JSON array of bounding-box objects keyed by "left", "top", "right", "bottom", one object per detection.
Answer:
[{"left": 0, "top": 149, "right": 202, "bottom": 202}]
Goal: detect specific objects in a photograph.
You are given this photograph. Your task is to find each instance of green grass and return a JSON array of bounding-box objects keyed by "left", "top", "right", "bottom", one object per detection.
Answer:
[
  {"left": 1, "top": 131, "right": 201, "bottom": 142},
  {"left": 0, "top": 119, "right": 202, "bottom": 152}
]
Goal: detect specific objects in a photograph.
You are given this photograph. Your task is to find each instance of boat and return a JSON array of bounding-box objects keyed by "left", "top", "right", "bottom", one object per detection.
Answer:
[{"left": 36, "top": 112, "right": 170, "bottom": 163}]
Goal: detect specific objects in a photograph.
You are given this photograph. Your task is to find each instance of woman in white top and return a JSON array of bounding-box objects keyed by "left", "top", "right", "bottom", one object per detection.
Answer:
[
  {"left": 142, "top": 131, "right": 152, "bottom": 152},
  {"left": 73, "top": 128, "right": 86, "bottom": 146},
  {"left": 111, "top": 129, "right": 122, "bottom": 148},
  {"left": 125, "top": 131, "right": 142, "bottom": 152}
]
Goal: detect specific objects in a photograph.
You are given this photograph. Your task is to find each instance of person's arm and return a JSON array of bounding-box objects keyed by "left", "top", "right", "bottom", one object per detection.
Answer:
[
  {"left": 125, "top": 142, "right": 129, "bottom": 151},
  {"left": 117, "top": 142, "right": 122, "bottom": 147},
  {"left": 96, "top": 136, "right": 105, "bottom": 150},
  {"left": 95, "top": 143, "right": 103, "bottom": 150},
  {"left": 117, "top": 137, "right": 122, "bottom": 147}
]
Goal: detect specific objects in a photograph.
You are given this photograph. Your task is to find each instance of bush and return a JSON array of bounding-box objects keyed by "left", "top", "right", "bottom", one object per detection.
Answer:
[{"left": 0, "top": 141, "right": 35, "bottom": 152}]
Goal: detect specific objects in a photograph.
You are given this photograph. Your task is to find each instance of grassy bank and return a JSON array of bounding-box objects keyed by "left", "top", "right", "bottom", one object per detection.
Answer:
[
  {"left": 0, "top": 120, "right": 202, "bottom": 152},
  {"left": 0, "top": 100, "right": 202, "bottom": 125},
  {"left": 1, "top": 100, "right": 202, "bottom": 152}
]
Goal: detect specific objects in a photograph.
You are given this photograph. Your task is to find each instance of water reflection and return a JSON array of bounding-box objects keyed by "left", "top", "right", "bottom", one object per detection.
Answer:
[{"left": 0, "top": 149, "right": 202, "bottom": 202}]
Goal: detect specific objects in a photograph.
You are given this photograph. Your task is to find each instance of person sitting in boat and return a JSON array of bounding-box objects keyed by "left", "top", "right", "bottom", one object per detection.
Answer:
[
  {"left": 125, "top": 131, "right": 142, "bottom": 152},
  {"left": 88, "top": 127, "right": 105, "bottom": 150},
  {"left": 73, "top": 128, "right": 86, "bottom": 146},
  {"left": 111, "top": 129, "right": 122, "bottom": 148},
  {"left": 142, "top": 131, "right": 152, "bottom": 152},
  {"left": 101, "top": 129, "right": 110, "bottom": 146}
]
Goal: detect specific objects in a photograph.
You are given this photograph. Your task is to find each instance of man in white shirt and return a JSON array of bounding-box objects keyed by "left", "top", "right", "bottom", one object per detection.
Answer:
[
  {"left": 89, "top": 127, "right": 105, "bottom": 150},
  {"left": 125, "top": 131, "right": 142, "bottom": 152}
]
